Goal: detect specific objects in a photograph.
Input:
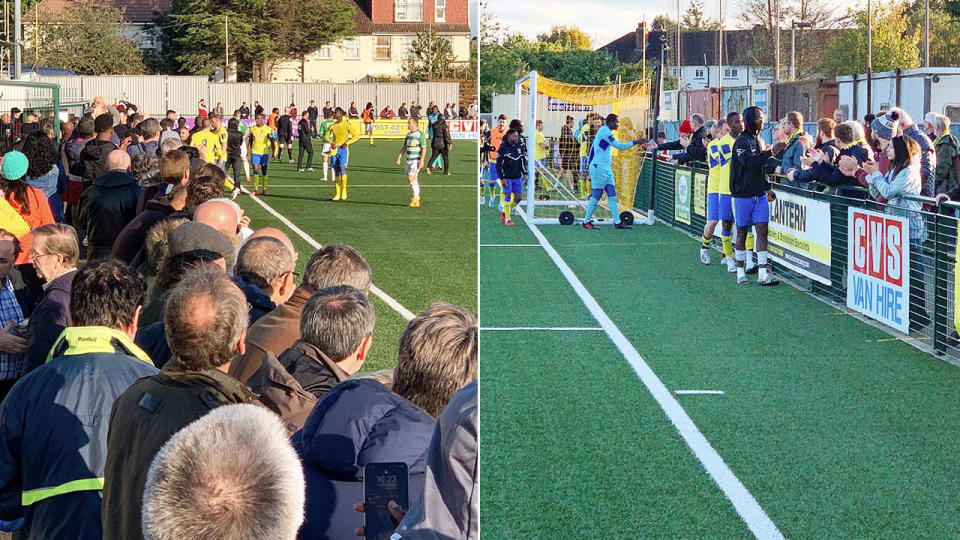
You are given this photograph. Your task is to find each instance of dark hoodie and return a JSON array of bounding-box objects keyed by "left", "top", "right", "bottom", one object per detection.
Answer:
[
  {"left": 232, "top": 275, "right": 276, "bottom": 324},
  {"left": 496, "top": 133, "right": 527, "bottom": 180},
  {"left": 730, "top": 107, "right": 772, "bottom": 197},
  {"left": 291, "top": 379, "right": 436, "bottom": 540},
  {"left": 77, "top": 139, "right": 118, "bottom": 187}
]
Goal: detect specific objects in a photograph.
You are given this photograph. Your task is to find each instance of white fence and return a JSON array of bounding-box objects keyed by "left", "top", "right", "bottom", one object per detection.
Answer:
[{"left": 34, "top": 75, "right": 460, "bottom": 117}]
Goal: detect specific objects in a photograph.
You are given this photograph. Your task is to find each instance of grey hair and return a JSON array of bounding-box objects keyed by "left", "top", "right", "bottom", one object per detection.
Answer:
[
  {"left": 164, "top": 267, "right": 249, "bottom": 371},
  {"left": 394, "top": 303, "right": 478, "bottom": 418},
  {"left": 302, "top": 244, "right": 372, "bottom": 294},
  {"left": 935, "top": 114, "right": 950, "bottom": 135},
  {"left": 160, "top": 137, "right": 183, "bottom": 156},
  {"left": 142, "top": 404, "right": 306, "bottom": 540},
  {"left": 301, "top": 285, "right": 375, "bottom": 361},
  {"left": 235, "top": 237, "right": 294, "bottom": 292},
  {"left": 845, "top": 120, "right": 865, "bottom": 141},
  {"left": 690, "top": 113, "right": 705, "bottom": 126}
]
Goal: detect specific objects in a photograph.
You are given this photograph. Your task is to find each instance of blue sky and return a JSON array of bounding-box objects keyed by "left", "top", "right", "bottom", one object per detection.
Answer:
[{"left": 481, "top": 0, "right": 863, "bottom": 49}]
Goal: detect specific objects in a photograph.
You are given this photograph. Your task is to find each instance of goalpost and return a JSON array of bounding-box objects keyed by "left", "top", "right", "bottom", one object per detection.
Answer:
[{"left": 514, "top": 71, "right": 653, "bottom": 225}]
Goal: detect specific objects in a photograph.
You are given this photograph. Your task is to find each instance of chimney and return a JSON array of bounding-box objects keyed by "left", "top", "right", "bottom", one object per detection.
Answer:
[{"left": 635, "top": 22, "right": 643, "bottom": 50}]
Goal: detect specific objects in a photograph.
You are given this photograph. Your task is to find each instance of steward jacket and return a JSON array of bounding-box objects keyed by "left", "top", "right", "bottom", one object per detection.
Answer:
[
  {"left": 496, "top": 139, "right": 527, "bottom": 180},
  {"left": 292, "top": 379, "right": 436, "bottom": 540},
  {"left": 0, "top": 327, "right": 157, "bottom": 540},
  {"left": 101, "top": 358, "right": 257, "bottom": 540},
  {"left": 247, "top": 339, "right": 349, "bottom": 433},
  {"left": 730, "top": 133, "right": 772, "bottom": 197}
]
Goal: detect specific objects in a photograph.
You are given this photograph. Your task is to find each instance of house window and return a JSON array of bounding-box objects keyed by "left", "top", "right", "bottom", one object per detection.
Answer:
[
  {"left": 396, "top": 0, "right": 423, "bottom": 22},
  {"left": 435, "top": 0, "right": 446, "bottom": 21},
  {"left": 374, "top": 36, "right": 391, "bottom": 61},
  {"left": 315, "top": 45, "right": 331, "bottom": 60},
  {"left": 694, "top": 68, "right": 705, "bottom": 79},
  {"left": 402, "top": 36, "right": 416, "bottom": 58},
  {"left": 342, "top": 38, "right": 359, "bottom": 60},
  {"left": 724, "top": 68, "right": 738, "bottom": 79},
  {"left": 670, "top": 67, "right": 678, "bottom": 76}
]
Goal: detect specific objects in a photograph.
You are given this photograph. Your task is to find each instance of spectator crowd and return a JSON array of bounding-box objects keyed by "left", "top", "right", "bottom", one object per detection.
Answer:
[{"left": 0, "top": 95, "right": 478, "bottom": 539}]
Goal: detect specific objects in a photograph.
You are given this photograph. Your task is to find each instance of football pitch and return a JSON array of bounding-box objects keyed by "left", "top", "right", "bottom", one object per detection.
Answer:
[
  {"left": 479, "top": 207, "right": 960, "bottom": 538},
  {"left": 234, "top": 140, "right": 477, "bottom": 373}
]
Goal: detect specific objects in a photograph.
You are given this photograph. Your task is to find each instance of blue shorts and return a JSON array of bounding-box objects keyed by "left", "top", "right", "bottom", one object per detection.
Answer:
[
  {"left": 588, "top": 163, "right": 615, "bottom": 189},
  {"left": 251, "top": 153, "right": 269, "bottom": 167},
  {"left": 503, "top": 178, "right": 523, "bottom": 195},
  {"left": 733, "top": 195, "right": 769, "bottom": 227},
  {"left": 332, "top": 146, "right": 349, "bottom": 169},
  {"left": 488, "top": 164, "right": 499, "bottom": 181},
  {"left": 707, "top": 193, "right": 734, "bottom": 221}
]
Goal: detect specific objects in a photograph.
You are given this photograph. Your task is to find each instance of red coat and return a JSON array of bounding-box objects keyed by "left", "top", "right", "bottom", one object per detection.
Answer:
[{"left": 9, "top": 186, "right": 55, "bottom": 265}]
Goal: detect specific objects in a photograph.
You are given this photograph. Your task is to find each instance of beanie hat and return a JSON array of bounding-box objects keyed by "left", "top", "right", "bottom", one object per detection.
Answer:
[
  {"left": 679, "top": 120, "right": 695, "bottom": 134},
  {"left": 871, "top": 111, "right": 900, "bottom": 140},
  {"left": 925, "top": 112, "right": 938, "bottom": 126},
  {"left": 1, "top": 151, "right": 28, "bottom": 181}
]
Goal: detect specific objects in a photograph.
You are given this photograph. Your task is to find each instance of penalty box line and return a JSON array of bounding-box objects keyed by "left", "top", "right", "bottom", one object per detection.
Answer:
[
  {"left": 514, "top": 208, "right": 784, "bottom": 540},
  {"left": 239, "top": 186, "right": 416, "bottom": 321}
]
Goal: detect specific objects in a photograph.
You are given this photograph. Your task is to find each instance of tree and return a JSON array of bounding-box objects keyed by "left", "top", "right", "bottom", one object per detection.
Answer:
[
  {"left": 821, "top": 2, "right": 919, "bottom": 77},
  {"left": 738, "top": 0, "right": 845, "bottom": 78},
  {"left": 25, "top": 0, "right": 145, "bottom": 74},
  {"left": 906, "top": 0, "right": 960, "bottom": 67},
  {"left": 264, "top": 0, "right": 355, "bottom": 82},
  {"left": 536, "top": 25, "right": 593, "bottom": 50},
  {"left": 682, "top": 0, "right": 719, "bottom": 30},
  {"left": 403, "top": 28, "right": 456, "bottom": 82}
]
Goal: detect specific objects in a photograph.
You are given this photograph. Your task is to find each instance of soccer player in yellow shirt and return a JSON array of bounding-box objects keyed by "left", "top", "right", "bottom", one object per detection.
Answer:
[
  {"left": 324, "top": 108, "right": 360, "bottom": 201},
  {"left": 704, "top": 112, "right": 755, "bottom": 272},
  {"left": 211, "top": 113, "right": 228, "bottom": 168},
  {"left": 191, "top": 118, "right": 222, "bottom": 165},
  {"left": 248, "top": 114, "right": 275, "bottom": 195}
]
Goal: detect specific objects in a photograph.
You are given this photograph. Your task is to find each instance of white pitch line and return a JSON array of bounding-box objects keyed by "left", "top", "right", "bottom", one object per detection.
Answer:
[
  {"left": 675, "top": 390, "right": 726, "bottom": 395},
  {"left": 239, "top": 187, "right": 416, "bottom": 321},
  {"left": 250, "top": 184, "right": 474, "bottom": 188},
  {"left": 515, "top": 208, "right": 783, "bottom": 540},
  {"left": 480, "top": 327, "right": 603, "bottom": 331},
  {"left": 479, "top": 244, "right": 541, "bottom": 247}
]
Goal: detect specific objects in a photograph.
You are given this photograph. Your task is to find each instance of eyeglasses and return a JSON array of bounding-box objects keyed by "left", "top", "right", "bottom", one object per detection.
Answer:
[{"left": 28, "top": 252, "right": 54, "bottom": 261}]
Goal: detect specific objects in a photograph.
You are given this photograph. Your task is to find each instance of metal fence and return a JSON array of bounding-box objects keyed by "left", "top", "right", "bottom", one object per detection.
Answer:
[
  {"left": 33, "top": 75, "right": 460, "bottom": 117},
  {"left": 634, "top": 156, "right": 960, "bottom": 363}
]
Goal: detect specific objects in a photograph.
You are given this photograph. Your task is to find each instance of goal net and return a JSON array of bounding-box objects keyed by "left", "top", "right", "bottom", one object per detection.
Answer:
[{"left": 515, "top": 71, "right": 651, "bottom": 225}]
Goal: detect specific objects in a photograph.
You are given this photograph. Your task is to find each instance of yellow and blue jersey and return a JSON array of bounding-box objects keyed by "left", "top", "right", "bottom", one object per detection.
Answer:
[
  {"left": 325, "top": 119, "right": 360, "bottom": 147},
  {"left": 249, "top": 124, "right": 274, "bottom": 155},
  {"left": 707, "top": 133, "right": 735, "bottom": 195}
]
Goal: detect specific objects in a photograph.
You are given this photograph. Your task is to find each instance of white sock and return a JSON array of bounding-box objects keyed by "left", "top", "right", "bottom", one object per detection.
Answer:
[
  {"left": 757, "top": 251, "right": 768, "bottom": 266},
  {"left": 323, "top": 162, "right": 329, "bottom": 181},
  {"left": 734, "top": 249, "right": 746, "bottom": 263},
  {"left": 759, "top": 267, "right": 769, "bottom": 281},
  {"left": 747, "top": 251, "right": 755, "bottom": 266},
  {"left": 411, "top": 181, "right": 420, "bottom": 197}
]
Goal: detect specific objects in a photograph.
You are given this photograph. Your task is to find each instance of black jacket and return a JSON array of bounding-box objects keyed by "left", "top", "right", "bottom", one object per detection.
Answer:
[
  {"left": 254, "top": 104, "right": 264, "bottom": 116},
  {"left": 307, "top": 105, "right": 319, "bottom": 120},
  {"left": 298, "top": 118, "right": 313, "bottom": 145},
  {"left": 134, "top": 321, "right": 170, "bottom": 368},
  {"left": 410, "top": 105, "right": 422, "bottom": 119},
  {"left": 77, "top": 139, "right": 118, "bottom": 187},
  {"left": 101, "top": 359, "right": 257, "bottom": 540},
  {"left": 277, "top": 114, "right": 293, "bottom": 137},
  {"left": 22, "top": 269, "right": 74, "bottom": 375},
  {"left": 77, "top": 170, "right": 141, "bottom": 258},
  {"left": 399, "top": 106, "right": 409, "bottom": 119},
  {"left": 110, "top": 197, "right": 178, "bottom": 267},
  {"left": 496, "top": 139, "right": 527, "bottom": 180},
  {"left": 730, "top": 133, "right": 773, "bottom": 197},
  {"left": 658, "top": 126, "right": 708, "bottom": 165},
  {"left": 432, "top": 117, "right": 452, "bottom": 149},
  {"left": 227, "top": 128, "right": 243, "bottom": 159},
  {"left": 322, "top": 106, "right": 332, "bottom": 119},
  {"left": 239, "top": 105, "right": 250, "bottom": 118}
]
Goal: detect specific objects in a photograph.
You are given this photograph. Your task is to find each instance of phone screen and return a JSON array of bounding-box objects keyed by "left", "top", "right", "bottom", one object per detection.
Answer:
[{"left": 363, "top": 462, "right": 409, "bottom": 540}]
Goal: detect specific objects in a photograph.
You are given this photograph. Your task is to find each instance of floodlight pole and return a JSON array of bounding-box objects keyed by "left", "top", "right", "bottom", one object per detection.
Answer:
[
  {"left": 867, "top": 0, "right": 872, "bottom": 116},
  {"left": 12, "top": 0, "right": 19, "bottom": 79},
  {"left": 525, "top": 71, "right": 537, "bottom": 218}
]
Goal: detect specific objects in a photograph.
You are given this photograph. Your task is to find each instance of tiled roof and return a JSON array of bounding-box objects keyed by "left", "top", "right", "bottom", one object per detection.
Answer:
[
  {"left": 34, "top": 0, "right": 172, "bottom": 23},
  {"left": 351, "top": 0, "right": 469, "bottom": 34}
]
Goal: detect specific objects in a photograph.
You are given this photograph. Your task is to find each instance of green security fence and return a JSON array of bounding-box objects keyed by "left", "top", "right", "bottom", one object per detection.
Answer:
[{"left": 633, "top": 155, "right": 960, "bottom": 361}]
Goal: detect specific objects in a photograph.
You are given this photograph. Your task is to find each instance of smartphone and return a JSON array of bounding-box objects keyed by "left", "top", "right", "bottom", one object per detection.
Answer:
[{"left": 363, "top": 462, "right": 409, "bottom": 540}]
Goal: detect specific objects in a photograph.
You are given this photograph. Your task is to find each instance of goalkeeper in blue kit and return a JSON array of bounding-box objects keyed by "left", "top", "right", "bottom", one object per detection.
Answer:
[{"left": 582, "top": 114, "right": 641, "bottom": 229}]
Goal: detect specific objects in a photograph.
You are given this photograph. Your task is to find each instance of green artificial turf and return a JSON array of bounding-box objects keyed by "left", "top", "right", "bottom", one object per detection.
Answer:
[
  {"left": 480, "top": 210, "right": 960, "bottom": 538},
  {"left": 235, "top": 141, "right": 477, "bottom": 372}
]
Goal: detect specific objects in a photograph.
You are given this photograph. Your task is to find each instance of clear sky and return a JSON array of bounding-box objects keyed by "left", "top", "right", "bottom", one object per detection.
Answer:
[{"left": 481, "top": 0, "right": 864, "bottom": 49}]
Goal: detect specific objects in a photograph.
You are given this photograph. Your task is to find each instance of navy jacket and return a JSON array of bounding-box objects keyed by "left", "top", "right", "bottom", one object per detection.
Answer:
[
  {"left": 233, "top": 276, "right": 276, "bottom": 324},
  {"left": 134, "top": 321, "right": 170, "bottom": 369},
  {"left": 21, "top": 269, "right": 75, "bottom": 376},
  {"left": 0, "top": 327, "right": 157, "bottom": 539},
  {"left": 291, "top": 379, "right": 436, "bottom": 540}
]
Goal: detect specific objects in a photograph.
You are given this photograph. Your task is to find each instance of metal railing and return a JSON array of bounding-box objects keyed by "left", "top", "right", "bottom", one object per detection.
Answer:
[{"left": 634, "top": 154, "right": 960, "bottom": 362}]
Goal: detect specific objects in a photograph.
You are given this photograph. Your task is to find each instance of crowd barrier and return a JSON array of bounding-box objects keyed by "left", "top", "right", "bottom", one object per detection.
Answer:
[{"left": 633, "top": 155, "right": 960, "bottom": 361}]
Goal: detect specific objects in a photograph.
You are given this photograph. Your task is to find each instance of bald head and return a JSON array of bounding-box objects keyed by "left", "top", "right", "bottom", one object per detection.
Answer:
[
  {"left": 106, "top": 150, "right": 131, "bottom": 172},
  {"left": 194, "top": 200, "right": 239, "bottom": 241},
  {"left": 248, "top": 228, "right": 296, "bottom": 262}
]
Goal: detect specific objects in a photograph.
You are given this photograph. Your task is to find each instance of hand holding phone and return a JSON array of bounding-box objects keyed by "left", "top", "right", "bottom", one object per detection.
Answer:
[{"left": 363, "top": 462, "right": 409, "bottom": 540}]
